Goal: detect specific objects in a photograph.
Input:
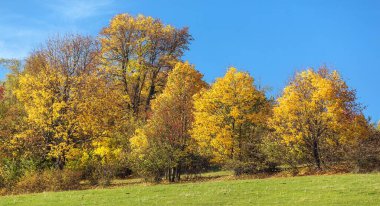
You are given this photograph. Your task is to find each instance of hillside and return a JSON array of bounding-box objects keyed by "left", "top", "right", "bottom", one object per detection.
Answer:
[{"left": 1, "top": 173, "right": 379, "bottom": 206}]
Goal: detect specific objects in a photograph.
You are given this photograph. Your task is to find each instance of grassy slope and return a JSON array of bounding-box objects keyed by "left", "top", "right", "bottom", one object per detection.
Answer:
[{"left": 0, "top": 173, "right": 379, "bottom": 206}]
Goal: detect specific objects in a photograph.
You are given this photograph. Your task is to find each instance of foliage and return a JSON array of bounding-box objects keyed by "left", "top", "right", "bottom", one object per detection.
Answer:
[
  {"left": 13, "top": 169, "right": 81, "bottom": 194},
  {"left": 0, "top": 59, "right": 31, "bottom": 189},
  {"left": 99, "top": 14, "right": 192, "bottom": 117},
  {"left": 0, "top": 13, "right": 377, "bottom": 195},
  {"left": 130, "top": 135, "right": 173, "bottom": 182},
  {"left": 354, "top": 125, "right": 380, "bottom": 172},
  {"left": 268, "top": 68, "right": 370, "bottom": 169},
  {"left": 191, "top": 68, "right": 271, "bottom": 175},
  {"left": 130, "top": 62, "right": 207, "bottom": 181},
  {"left": 0, "top": 159, "right": 27, "bottom": 189},
  {"left": 0, "top": 59, "right": 25, "bottom": 159},
  {"left": 14, "top": 35, "right": 102, "bottom": 169}
]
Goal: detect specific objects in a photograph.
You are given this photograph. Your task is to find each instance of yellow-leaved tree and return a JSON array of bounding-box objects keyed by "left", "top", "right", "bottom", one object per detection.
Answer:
[
  {"left": 15, "top": 35, "right": 102, "bottom": 169},
  {"left": 268, "top": 68, "right": 369, "bottom": 169},
  {"left": 191, "top": 68, "right": 270, "bottom": 174},
  {"left": 130, "top": 62, "right": 206, "bottom": 182},
  {"left": 100, "top": 14, "right": 192, "bottom": 118}
]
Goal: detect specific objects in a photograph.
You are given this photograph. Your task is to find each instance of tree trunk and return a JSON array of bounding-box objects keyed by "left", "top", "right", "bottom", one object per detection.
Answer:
[
  {"left": 172, "top": 167, "right": 175, "bottom": 182},
  {"left": 57, "top": 152, "right": 66, "bottom": 170},
  {"left": 176, "top": 164, "right": 181, "bottom": 182},
  {"left": 145, "top": 82, "right": 155, "bottom": 112},
  {"left": 312, "top": 139, "right": 321, "bottom": 169},
  {"left": 168, "top": 168, "right": 172, "bottom": 182}
]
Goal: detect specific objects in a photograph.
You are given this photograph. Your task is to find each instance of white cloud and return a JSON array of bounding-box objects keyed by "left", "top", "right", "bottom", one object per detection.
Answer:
[{"left": 0, "top": 0, "right": 116, "bottom": 59}]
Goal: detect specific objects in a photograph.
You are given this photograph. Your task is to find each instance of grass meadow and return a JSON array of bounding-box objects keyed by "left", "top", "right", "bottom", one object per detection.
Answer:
[{"left": 0, "top": 172, "right": 379, "bottom": 206}]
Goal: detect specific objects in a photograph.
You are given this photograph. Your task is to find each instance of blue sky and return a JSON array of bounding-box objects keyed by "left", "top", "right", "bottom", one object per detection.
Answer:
[{"left": 0, "top": 0, "right": 379, "bottom": 122}]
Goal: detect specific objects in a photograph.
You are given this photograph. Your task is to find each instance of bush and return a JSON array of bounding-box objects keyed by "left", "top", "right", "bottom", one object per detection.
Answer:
[
  {"left": 355, "top": 131, "right": 380, "bottom": 172},
  {"left": 14, "top": 171, "right": 45, "bottom": 193},
  {"left": 180, "top": 153, "right": 210, "bottom": 177},
  {"left": 223, "top": 130, "right": 279, "bottom": 176},
  {"left": 13, "top": 169, "right": 81, "bottom": 194},
  {"left": 45, "top": 169, "right": 82, "bottom": 191},
  {"left": 130, "top": 144, "right": 171, "bottom": 182},
  {"left": 78, "top": 156, "right": 121, "bottom": 186},
  {"left": 68, "top": 149, "right": 129, "bottom": 186},
  {"left": 86, "top": 164, "right": 115, "bottom": 186},
  {"left": 0, "top": 159, "right": 38, "bottom": 189},
  {"left": 262, "top": 132, "right": 311, "bottom": 173}
]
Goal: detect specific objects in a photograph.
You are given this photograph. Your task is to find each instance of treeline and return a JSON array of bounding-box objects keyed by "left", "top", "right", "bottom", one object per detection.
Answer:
[{"left": 1, "top": 14, "right": 380, "bottom": 193}]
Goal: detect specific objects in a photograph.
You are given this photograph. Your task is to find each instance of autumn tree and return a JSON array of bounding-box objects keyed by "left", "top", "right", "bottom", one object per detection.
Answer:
[
  {"left": 268, "top": 68, "right": 369, "bottom": 170},
  {"left": 0, "top": 58, "right": 28, "bottom": 187},
  {"left": 15, "top": 35, "right": 102, "bottom": 169},
  {"left": 64, "top": 62, "right": 132, "bottom": 185},
  {"left": 99, "top": 14, "right": 192, "bottom": 118},
  {"left": 0, "top": 59, "right": 24, "bottom": 154},
  {"left": 130, "top": 62, "right": 206, "bottom": 182},
  {"left": 191, "top": 68, "right": 271, "bottom": 175}
]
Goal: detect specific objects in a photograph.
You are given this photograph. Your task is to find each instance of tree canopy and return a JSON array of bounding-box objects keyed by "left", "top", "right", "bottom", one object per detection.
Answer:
[
  {"left": 268, "top": 68, "right": 369, "bottom": 169},
  {"left": 0, "top": 13, "right": 376, "bottom": 193}
]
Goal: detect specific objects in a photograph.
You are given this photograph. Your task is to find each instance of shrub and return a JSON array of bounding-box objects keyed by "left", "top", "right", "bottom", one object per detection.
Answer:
[
  {"left": 68, "top": 149, "right": 129, "bottom": 186},
  {"left": 44, "top": 169, "right": 82, "bottom": 191},
  {"left": 355, "top": 131, "right": 380, "bottom": 172},
  {"left": 0, "top": 159, "right": 38, "bottom": 189},
  {"left": 86, "top": 164, "right": 115, "bottom": 186},
  {"left": 13, "top": 169, "right": 81, "bottom": 194},
  {"left": 130, "top": 144, "right": 171, "bottom": 182},
  {"left": 78, "top": 156, "right": 119, "bottom": 186},
  {"left": 180, "top": 153, "right": 210, "bottom": 177},
  {"left": 14, "top": 171, "right": 45, "bottom": 193}
]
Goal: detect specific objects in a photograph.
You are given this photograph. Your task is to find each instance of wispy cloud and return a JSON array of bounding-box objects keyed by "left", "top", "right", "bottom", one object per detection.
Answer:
[
  {"left": 45, "top": 0, "right": 114, "bottom": 20},
  {"left": 0, "top": 0, "right": 116, "bottom": 59}
]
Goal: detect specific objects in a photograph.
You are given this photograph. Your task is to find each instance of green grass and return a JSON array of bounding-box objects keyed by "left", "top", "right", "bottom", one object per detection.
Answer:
[{"left": 1, "top": 173, "right": 380, "bottom": 206}]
